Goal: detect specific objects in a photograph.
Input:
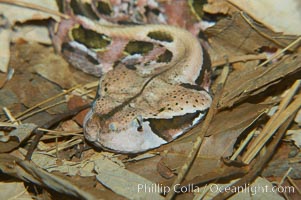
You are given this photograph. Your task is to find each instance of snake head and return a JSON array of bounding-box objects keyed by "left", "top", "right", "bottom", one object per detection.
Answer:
[{"left": 83, "top": 106, "right": 168, "bottom": 153}]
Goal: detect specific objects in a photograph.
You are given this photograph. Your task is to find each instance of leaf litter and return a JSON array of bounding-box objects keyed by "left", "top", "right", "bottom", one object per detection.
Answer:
[{"left": 0, "top": 0, "right": 300, "bottom": 199}]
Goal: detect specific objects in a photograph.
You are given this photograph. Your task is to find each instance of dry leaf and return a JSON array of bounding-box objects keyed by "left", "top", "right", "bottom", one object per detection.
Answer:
[
  {"left": 0, "top": 28, "right": 10, "bottom": 73},
  {"left": 159, "top": 103, "right": 267, "bottom": 182},
  {"left": 286, "top": 129, "right": 301, "bottom": 147},
  {"left": 94, "top": 156, "right": 165, "bottom": 200},
  {"left": 21, "top": 147, "right": 95, "bottom": 177},
  {"left": 157, "top": 159, "right": 175, "bottom": 179},
  {"left": 0, "top": 0, "right": 59, "bottom": 24},
  {"left": 203, "top": 0, "right": 237, "bottom": 15},
  {"left": 51, "top": 160, "right": 95, "bottom": 177},
  {"left": 0, "top": 1, "right": 300, "bottom": 199},
  {"left": 0, "top": 123, "right": 37, "bottom": 153},
  {"left": 67, "top": 95, "right": 90, "bottom": 126},
  {"left": 23, "top": 43, "right": 97, "bottom": 89},
  {"left": 0, "top": 182, "right": 33, "bottom": 200},
  {"left": 126, "top": 155, "right": 166, "bottom": 184},
  {"left": 12, "top": 24, "right": 52, "bottom": 44},
  {"left": 7, "top": 43, "right": 68, "bottom": 113},
  {"left": 228, "top": 0, "right": 301, "bottom": 35},
  {"left": 295, "top": 108, "right": 301, "bottom": 125},
  {"left": 30, "top": 152, "right": 57, "bottom": 170},
  {"left": 61, "top": 120, "right": 81, "bottom": 132},
  {"left": 262, "top": 143, "right": 301, "bottom": 179},
  {"left": 219, "top": 53, "right": 301, "bottom": 108},
  {"left": 0, "top": 154, "right": 97, "bottom": 199},
  {"left": 205, "top": 13, "right": 295, "bottom": 64},
  {"left": 195, "top": 177, "right": 284, "bottom": 199},
  {"left": 125, "top": 152, "right": 157, "bottom": 162}
]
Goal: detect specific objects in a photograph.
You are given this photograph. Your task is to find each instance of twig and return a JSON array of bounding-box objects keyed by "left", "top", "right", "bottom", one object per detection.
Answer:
[
  {"left": 39, "top": 128, "right": 83, "bottom": 138},
  {"left": 238, "top": 11, "right": 287, "bottom": 48},
  {"left": 279, "top": 167, "right": 292, "bottom": 186},
  {"left": 0, "top": 123, "right": 82, "bottom": 137},
  {"left": 0, "top": 154, "right": 97, "bottom": 199},
  {"left": 258, "top": 36, "right": 301, "bottom": 67},
  {"left": 25, "top": 104, "right": 90, "bottom": 161},
  {"left": 213, "top": 114, "right": 295, "bottom": 200},
  {"left": 165, "top": 65, "right": 230, "bottom": 200},
  {"left": 2, "top": 107, "right": 19, "bottom": 125},
  {"left": 287, "top": 176, "right": 301, "bottom": 195},
  {"left": 212, "top": 53, "right": 267, "bottom": 68},
  {"left": 230, "top": 129, "right": 255, "bottom": 160},
  {"left": 18, "top": 99, "right": 67, "bottom": 121},
  {"left": 47, "top": 137, "right": 83, "bottom": 154},
  {"left": 243, "top": 80, "right": 301, "bottom": 164},
  {"left": 14, "top": 85, "right": 80, "bottom": 119},
  {"left": 0, "top": 68, "right": 14, "bottom": 89}
]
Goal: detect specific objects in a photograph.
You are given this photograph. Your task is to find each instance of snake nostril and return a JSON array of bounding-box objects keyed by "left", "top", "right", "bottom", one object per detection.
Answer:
[{"left": 137, "top": 126, "right": 143, "bottom": 132}]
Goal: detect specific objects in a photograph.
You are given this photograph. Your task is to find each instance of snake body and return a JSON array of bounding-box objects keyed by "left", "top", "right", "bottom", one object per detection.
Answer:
[{"left": 55, "top": 15, "right": 212, "bottom": 153}]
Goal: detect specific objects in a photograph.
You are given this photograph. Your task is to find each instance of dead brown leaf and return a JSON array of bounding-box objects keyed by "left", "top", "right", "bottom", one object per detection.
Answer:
[
  {"left": 156, "top": 103, "right": 267, "bottom": 182},
  {"left": 203, "top": 0, "right": 238, "bottom": 15},
  {"left": 0, "top": 0, "right": 59, "bottom": 24},
  {"left": 67, "top": 95, "right": 90, "bottom": 126},
  {"left": 228, "top": 0, "right": 301, "bottom": 35},
  {"left": 0, "top": 123, "right": 37, "bottom": 152},
  {"left": 205, "top": 13, "right": 297, "bottom": 64},
  {"left": 219, "top": 53, "right": 301, "bottom": 108},
  {"left": 6, "top": 43, "right": 68, "bottom": 114},
  {"left": 0, "top": 28, "right": 10, "bottom": 73},
  {"left": 0, "top": 1, "right": 301, "bottom": 200},
  {"left": 157, "top": 159, "right": 175, "bottom": 179},
  {"left": 262, "top": 143, "right": 301, "bottom": 179}
]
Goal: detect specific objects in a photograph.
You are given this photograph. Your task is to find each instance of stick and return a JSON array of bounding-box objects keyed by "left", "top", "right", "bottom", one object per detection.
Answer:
[
  {"left": 165, "top": 66, "right": 230, "bottom": 200},
  {"left": 25, "top": 104, "right": 90, "bottom": 160}
]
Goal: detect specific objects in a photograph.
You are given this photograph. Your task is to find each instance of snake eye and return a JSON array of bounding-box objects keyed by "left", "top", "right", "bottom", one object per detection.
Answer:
[{"left": 109, "top": 123, "right": 117, "bottom": 131}]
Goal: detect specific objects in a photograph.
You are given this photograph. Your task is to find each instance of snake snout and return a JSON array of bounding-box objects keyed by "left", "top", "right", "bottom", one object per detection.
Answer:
[{"left": 83, "top": 110, "right": 101, "bottom": 142}]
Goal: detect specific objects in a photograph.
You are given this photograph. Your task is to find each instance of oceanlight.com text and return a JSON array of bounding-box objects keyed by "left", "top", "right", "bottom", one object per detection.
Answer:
[{"left": 137, "top": 183, "right": 295, "bottom": 196}]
